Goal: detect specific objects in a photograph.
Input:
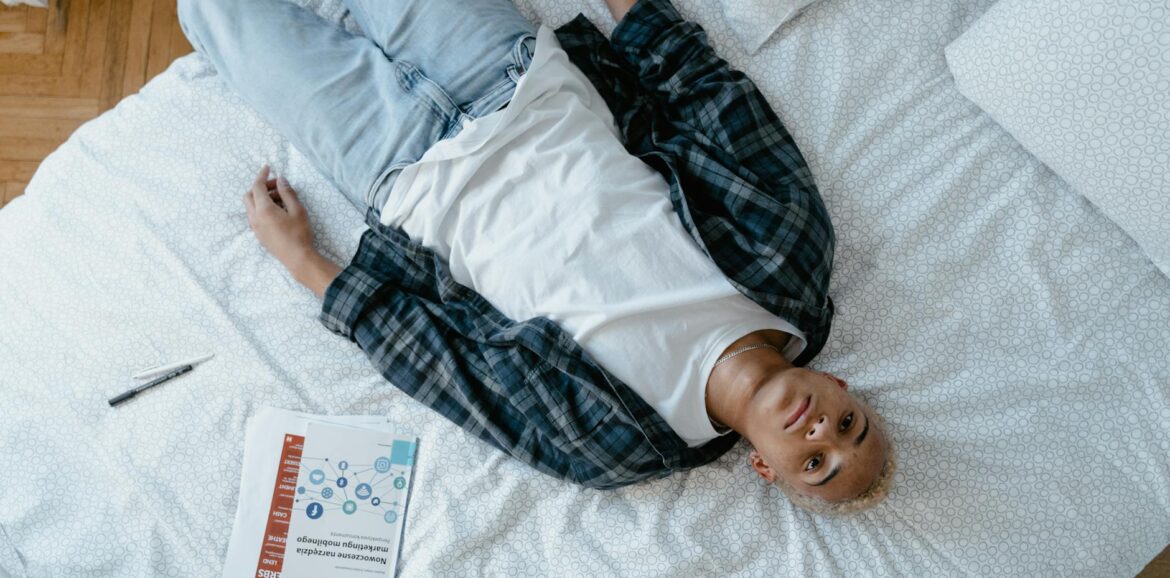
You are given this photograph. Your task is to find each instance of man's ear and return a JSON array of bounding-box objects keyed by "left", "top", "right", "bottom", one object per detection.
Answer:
[
  {"left": 820, "top": 371, "right": 848, "bottom": 390},
  {"left": 748, "top": 449, "right": 776, "bottom": 483}
]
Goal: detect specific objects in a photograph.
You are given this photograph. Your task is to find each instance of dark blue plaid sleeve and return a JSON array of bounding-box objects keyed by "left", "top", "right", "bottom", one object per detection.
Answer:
[
  {"left": 320, "top": 247, "right": 389, "bottom": 339},
  {"left": 319, "top": 227, "right": 735, "bottom": 489},
  {"left": 609, "top": 0, "right": 821, "bottom": 192}
]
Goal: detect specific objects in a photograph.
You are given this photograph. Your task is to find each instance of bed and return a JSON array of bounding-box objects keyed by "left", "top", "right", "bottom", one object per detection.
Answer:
[{"left": 2, "top": 0, "right": 1168, "bottom": 575}]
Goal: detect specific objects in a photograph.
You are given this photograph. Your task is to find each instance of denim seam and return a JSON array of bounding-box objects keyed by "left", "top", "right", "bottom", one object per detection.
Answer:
[
  {"left": 462, "top": 33, "right": 535, "bottom": 118},
  {"left": 365, "top": 161, "right": 411, "bottom": 214},
  {"left": 393, "top": 62, "right": 461, "bottom": 120},
  {"left": 463, "top": 76, "right": 518, "bottom": 118},
  {"left": 512, "top": 32, "right": 535, "bottom": 71}
]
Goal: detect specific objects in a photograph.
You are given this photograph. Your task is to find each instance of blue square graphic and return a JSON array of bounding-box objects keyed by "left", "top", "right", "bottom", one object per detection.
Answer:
[{"left": 390, "top": 440, "right": 415, "bottom": 466}]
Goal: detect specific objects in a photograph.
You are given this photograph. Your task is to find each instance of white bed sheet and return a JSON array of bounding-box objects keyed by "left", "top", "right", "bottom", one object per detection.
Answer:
[{"left": 1, "top": 0, "right": 1168, "bottom": 575}]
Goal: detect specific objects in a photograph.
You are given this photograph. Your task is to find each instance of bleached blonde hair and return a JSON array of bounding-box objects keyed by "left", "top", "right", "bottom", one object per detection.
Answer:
[{"left": 767, "top": 395, "right": 897, "bottom": 516}]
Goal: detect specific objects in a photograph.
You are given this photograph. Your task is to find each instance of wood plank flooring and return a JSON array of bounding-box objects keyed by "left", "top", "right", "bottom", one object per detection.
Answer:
[
  {"left": 0, "top": 0, "right": 190, "bottom": 209},
  {"left": 0, "top": 2, "right": 1169, "bottom": 575}
]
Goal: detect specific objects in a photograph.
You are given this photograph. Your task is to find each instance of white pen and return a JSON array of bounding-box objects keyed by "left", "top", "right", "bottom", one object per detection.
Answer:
[{"left": 132, "top": 353, "right": 215, "bottom": 380}]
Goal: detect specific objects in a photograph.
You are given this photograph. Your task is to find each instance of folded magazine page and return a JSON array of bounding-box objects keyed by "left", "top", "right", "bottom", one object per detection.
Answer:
[
  {"left": 220, "top": 407, "right": 418, "bottom": 578},
  {"left": 282, "top": 422, "right": 418, "bottom": 577}
]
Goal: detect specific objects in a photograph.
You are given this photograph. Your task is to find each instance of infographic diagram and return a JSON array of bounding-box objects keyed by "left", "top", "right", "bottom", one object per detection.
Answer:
[{"left": 292, "top": 438, "right": 416, "bottom": 525}]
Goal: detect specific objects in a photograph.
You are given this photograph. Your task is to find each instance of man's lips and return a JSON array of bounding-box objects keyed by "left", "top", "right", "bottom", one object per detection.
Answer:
[{"left": 784, "top": 395, "right": 811, "bottom": 429}]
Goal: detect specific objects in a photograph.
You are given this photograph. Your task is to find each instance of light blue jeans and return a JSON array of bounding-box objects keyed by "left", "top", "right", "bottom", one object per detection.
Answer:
[{"left": 177, "top": 0, "right": 536, "bottom": 223}]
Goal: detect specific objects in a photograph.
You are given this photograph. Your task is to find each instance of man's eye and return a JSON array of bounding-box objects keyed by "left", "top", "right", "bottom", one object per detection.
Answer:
[
  {"left": 805, "top": 455, "right": 822, "bottom": 471},
  {"left": 840, "top": 412, "right": 854, "bottom": 431}
]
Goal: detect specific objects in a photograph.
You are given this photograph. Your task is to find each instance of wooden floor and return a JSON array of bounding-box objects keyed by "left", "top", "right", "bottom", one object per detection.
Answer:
[
  {"left": 1147, "top": 552, "right": 1170, "bottom": 578},
  {"left": 0, "top": 0, "right": 191, "bottom": 209},
  {"left": 0, "top": 2, "right": 1169, "bottom": 575}
]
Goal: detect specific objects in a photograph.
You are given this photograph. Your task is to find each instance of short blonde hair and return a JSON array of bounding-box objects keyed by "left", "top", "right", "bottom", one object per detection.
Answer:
[{"left": 768, "top": 396, "right": 896, "bottom": 515}]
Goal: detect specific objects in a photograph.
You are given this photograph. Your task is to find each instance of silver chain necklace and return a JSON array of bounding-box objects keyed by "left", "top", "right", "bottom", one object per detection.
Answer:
[
  {"left": 709, "top": 343, "right": 783, "bottom": 431},
  {"left": 713, "top": 343, "right": 781, "bottom": 368}
]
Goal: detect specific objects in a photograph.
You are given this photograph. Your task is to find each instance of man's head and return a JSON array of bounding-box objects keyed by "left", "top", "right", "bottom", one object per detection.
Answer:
[{"left": 742, "top": 368, "right": 895, "bottom": 514}]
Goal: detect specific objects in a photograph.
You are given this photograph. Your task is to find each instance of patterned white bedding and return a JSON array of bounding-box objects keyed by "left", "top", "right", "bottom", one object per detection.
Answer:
[{"left": 1, "top": 0, "right": 1168, "bottom": 575}]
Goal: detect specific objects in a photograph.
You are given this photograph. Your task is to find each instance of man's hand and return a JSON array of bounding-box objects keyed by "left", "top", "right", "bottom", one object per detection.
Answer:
[
  {"left": 243, "top": 165, "right": 340, "bottom": 298},
  {"left": 603, "top": 0, "right": 637, "bottom": 22}
]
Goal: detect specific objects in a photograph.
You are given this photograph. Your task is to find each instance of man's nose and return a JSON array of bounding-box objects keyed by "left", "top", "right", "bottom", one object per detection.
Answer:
[{"left": 806, "top": 415, "right": 833, "bottom": 440}]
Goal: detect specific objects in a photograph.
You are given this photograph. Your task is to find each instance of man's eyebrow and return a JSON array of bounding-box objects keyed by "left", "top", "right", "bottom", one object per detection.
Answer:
[
  {"left": 855, "top": 413, "right": 870, "bottom": 447},
  {"left": 811, "top": 466, "right": 840, "bottom": 486},
  {"left": 809, "top": 413, "right": 870, "bottom": 487}
]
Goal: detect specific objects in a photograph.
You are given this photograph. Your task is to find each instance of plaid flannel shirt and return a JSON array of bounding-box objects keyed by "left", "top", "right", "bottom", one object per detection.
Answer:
[{"left": 319, "top": 0, "right": 835, "bottom": 489}]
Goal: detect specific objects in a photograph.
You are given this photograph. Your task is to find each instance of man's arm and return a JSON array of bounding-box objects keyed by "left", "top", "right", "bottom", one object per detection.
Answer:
[
  {"left": 292, "top": 252, "right": 341, "bottom": 299},
  {"left": 242, "top": 166, "right": 663, "bottom": 489},
  {"left": 603, "top": 0, "right": 636, "bottom": 22},
  {"left": 242, "top": 165, "right": 340, "bottom": 298}
]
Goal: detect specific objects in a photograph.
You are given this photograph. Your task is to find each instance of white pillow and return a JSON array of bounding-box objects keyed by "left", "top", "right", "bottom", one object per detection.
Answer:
[
  {"left": 719, "top": 0, "right": 819, "bottom": 54},
  {"left": 945, "top": 0, "right": 1170, "bottom": 277}
]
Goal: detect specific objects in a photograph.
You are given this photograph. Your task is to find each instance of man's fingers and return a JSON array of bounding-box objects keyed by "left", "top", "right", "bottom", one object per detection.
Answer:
[
  {"left": 252, "top": 164, "right": 271, "bottom": 192},
  {"left": 275, "top": 176, "right": 303, "bottom": 214},
  {"left": 243, "top": 191, "right": 255, "bottom": 223},
  {"left": 263, "top": 177, "right": 280, "bottom": 207},
  {"left": 251, "top": 165, "right": 275, "bottom": 209}
]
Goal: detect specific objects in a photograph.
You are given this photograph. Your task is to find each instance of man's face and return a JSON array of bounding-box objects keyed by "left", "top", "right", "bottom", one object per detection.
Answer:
[{"left": 747, "top": 369, "right": 889, "bottom": 503}]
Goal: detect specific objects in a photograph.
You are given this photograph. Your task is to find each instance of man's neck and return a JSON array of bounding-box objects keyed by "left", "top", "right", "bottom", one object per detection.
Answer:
[{"left": 706, "top": 330, "right": 796, "bottom": 434}]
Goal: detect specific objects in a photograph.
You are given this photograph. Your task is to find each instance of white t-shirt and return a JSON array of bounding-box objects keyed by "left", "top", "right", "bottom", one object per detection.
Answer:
[{"left": 380, "top": 26, "right": 807, "bottom": 446}]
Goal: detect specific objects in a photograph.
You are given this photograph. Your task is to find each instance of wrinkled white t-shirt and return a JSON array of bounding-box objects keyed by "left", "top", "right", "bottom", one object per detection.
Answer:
[{"left": 380, "top": 26, "right": 807, "bottom": 446}]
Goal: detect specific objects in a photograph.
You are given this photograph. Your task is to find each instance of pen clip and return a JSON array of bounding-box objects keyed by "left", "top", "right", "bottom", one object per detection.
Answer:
[{"left": 132, "top": 353, "right": 214, "bottom": 380}]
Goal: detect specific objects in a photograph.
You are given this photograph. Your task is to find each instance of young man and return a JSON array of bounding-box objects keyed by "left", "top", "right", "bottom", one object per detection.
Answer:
[{"left": 179, "top": 0, "right": 894, "bottom": 512}]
